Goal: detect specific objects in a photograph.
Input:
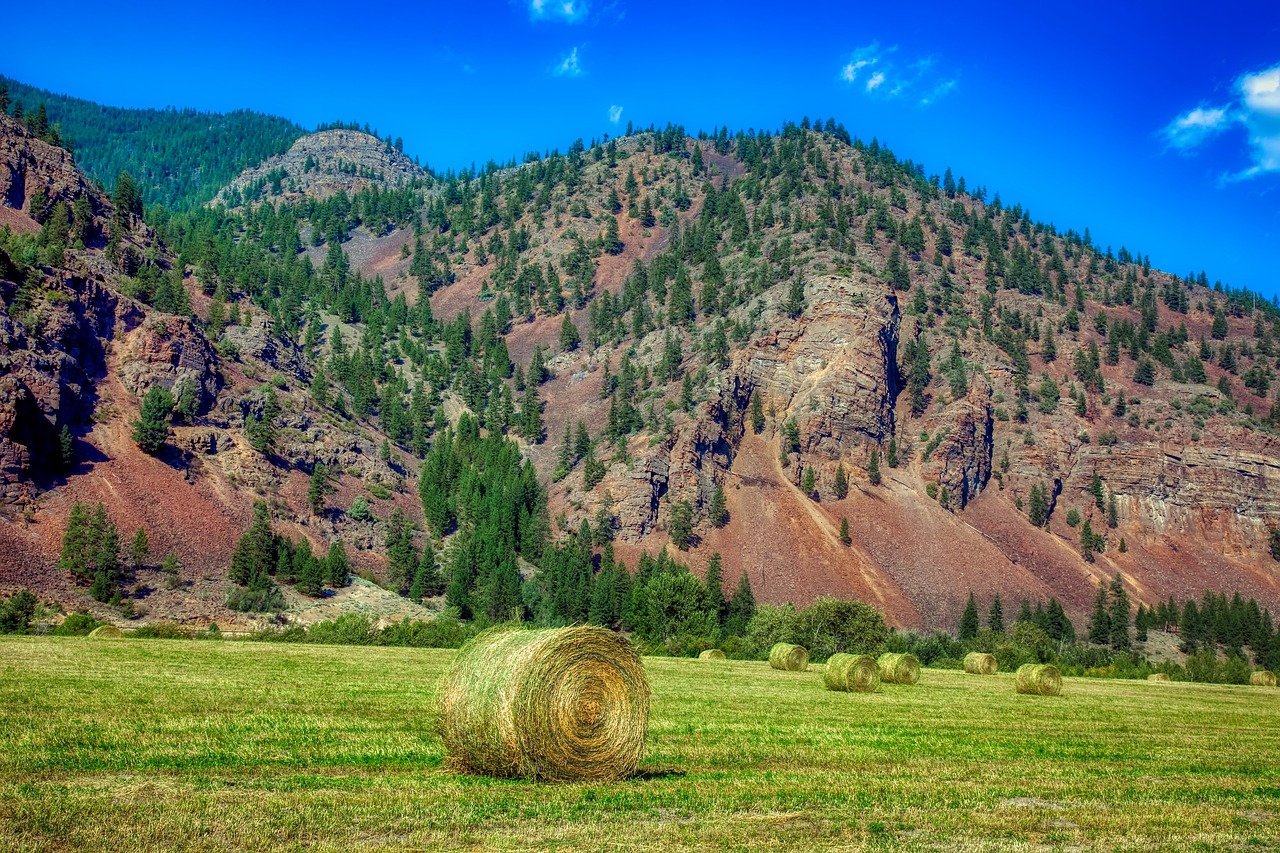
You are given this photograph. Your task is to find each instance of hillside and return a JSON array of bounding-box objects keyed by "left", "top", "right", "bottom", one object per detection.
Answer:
[
  {"left": 1, "top": 105, "right": 1279, "bottom": 635},
  {"left": 0, "top": 75, "right": 306, "bottom": 209},
  {"left": 214, "top": 128, "right": 428, "bottom": 208}
]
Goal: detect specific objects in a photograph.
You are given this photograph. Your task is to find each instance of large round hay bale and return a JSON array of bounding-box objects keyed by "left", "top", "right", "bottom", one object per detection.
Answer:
[
  {"left": 1015, "top": 663, "right": 1062, "bottom": 696},
  {"left": 1251, "top": 670, "right": 1278, "bottom": 687},
  {"left": 1147, "top": 673, "right": 1171, "bottom": 683},
  {"left": 698, "top": 649, "right": 726, "bottom": 661},
  {"left": 769, "top": 643, "right": 809, "bottom": 672},
  {"left": 823, "top": 653, "right": 880, "bottom": 693},
  {"left": 963, "top": 652, "right": 998, "bottom": 675},
  {"left": 437, "top": 626, "right": 650, "bottom": 782},
  {"left": 86, "top": 624, "right": 123, "bottom": 639},
  {"left": 877, "top": 652, "right": 921, "bottom": 685}
]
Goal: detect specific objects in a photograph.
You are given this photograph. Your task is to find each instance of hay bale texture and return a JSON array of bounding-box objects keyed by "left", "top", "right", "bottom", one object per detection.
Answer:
[
  {"left": 769, "top": 643, "right": 809, "bottom": 672},
  {"left": 1252, "top": 670, "right": 1278, "bottom": 687},
  {"left": 877, "top": 652, "right": 921, "bottom": 685},
  {"left": 698, "top": 649, "right": 726, "bottom": 661},
  {"left": 1015, "top": 663, "right": 1062, "bottom": 696},
  {"left": 1147, "top": 673, "right": 1171, "bottom": 683},
  {"left": 437, "top": 626, "right": 650, "bottom": 782},
  {"left": 86, "top": 625, "right": 123, "bottom": 639},
  {"left": 823, "top": 653, "right": 881, "bottom": 693},
  {"left": 963, "top": 652, "right": 998, "bottom": 675}
]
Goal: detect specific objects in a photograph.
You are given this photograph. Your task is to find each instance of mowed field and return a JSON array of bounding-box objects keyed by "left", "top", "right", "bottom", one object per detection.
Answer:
[{"left": 1, "top": 638, "right": 1278, "bottom": 852}]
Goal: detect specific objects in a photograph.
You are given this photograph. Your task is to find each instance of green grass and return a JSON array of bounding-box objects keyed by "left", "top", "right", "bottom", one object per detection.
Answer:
[{"left": 1, "top": 638, "right": 1278, "bottom": 851}]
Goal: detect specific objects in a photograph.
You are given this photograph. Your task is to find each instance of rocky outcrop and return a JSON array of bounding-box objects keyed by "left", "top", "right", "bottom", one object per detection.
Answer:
[
  {"left": 922, "top": 384, "right": 994, "bottom": 509},
  {"left": 216, "top": 129, "right": 426, "bottom": 206},
  {"left": 742, "top": 274, "right": 899, "bottom": 454},
  {"left": 0, "top": 114, "right": 101, "bottom": 233},
  {"left": 118, "top": 314, "right": 221, "bottom": 413},
  {"left": 222, "top": 314, "right": 310, "bottom": 383}
]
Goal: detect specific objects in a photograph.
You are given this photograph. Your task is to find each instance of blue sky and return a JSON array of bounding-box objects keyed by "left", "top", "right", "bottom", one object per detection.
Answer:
[{"left": 5, "top": 1, "right": 1279, "bottom": 296}]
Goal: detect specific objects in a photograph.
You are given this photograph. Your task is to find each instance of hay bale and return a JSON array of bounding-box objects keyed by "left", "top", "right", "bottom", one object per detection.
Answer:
[
  {"left": 877, "top": 652, "right": 921, "bottom": 685},
  {"left": 1251, "top": 670, "right": 1278, "bottom": 687},
  {"left": 823, "top": 653, "right": 880, "bottom": 693},
  {"left": 437, "top": 626, "right": 650, "bottom": 782},
  {"left": 963, "top": 652, "right": 998, "bottom": 675},
  {"left": 1147, "top": 673, "right": 1171, "bottom": 683},
  {"left": 86, "top": 624, "right": 124, "bottom": 639},
  {"left": 768, "top": 643, "right": 809, "bottom": 671},
  {"left": 1015, "top": 663, "right": 1062, "bottom": 696},
  {"left": 698, "top": 649, "right": 726, "bottom": 661}
]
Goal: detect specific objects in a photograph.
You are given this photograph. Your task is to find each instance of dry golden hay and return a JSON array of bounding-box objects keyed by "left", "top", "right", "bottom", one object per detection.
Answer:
[
  {"left": 698, "top": 649, "right": 726, "bottom": 661},
  {"left": 823, "top": 653, "right": 880, "bottom": 693},
  {"left": 877, "top": 652, "right": 921, "bottom": 685},
  {"left": 437, "top": 626, "right": 650, "bottom": 782},
  {"left": 1147, "top": 673, "right": 1171, "bottom": 683},
  {"left": 963, "top": 652, "right": 998, "bottom": 675},
  {"left": 1251, "top": 670, "right": 1278, "bottom": 687},
  {"left": 1015, "top": 663, "right": 1063, "bottom": 696},
  {"left": 86, "top": 624, "right": 124, "bottom": 639},
  {"left": 768, "top": 643, "right": 809, "bottom": 672}
]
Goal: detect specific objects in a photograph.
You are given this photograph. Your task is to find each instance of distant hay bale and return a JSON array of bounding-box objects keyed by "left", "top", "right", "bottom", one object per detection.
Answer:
[
  {"left": 698, "top": 649, "right": 726, "bottom": 661},
  {"left": 877, "top": 652, "right": 921, "bottom": 685},
  {"left": 1252, "top": 670, "right": 1278, "bottom": 687},
  {"left": 768, "top": 643, "right": 809, "bottom": 672},
  {"left": 437, "top": 626, "right": 650, "bottom": 782},
  {"left": 823, "top": 653, "right": 880, "bottom": 693},
  {"left": 1015, "top": 663, "right": 1062, "bottom": 696},
  {"left": 963, "top": 652, "right": 998, "bottom": 675},
  {"left": 1147, "top": 673, "right": 1171, "bottom": 683},
  {"left": 86, "top": 625, "right": 124, "bottom": 639}
]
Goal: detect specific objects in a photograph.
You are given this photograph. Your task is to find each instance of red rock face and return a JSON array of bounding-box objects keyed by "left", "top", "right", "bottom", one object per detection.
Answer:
[{"left": 0, "top": 114, "right": 100, "bottom": 229}]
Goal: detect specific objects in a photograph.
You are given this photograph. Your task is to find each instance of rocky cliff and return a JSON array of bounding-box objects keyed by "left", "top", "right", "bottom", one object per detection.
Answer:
[{"left": 216, "top": 129, "right": 426, "bottom": 206}]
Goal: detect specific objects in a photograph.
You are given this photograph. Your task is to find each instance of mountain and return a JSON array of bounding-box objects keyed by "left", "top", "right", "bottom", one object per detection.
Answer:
[
  {"left": 1, "top": 97, "right": 1278, "bottom": 635},
  {"left": 214, "top": 127, "right": 428, "bottom": 208},
  {"left": 0, "top": 75, "right": 305, "bottom": 209}
]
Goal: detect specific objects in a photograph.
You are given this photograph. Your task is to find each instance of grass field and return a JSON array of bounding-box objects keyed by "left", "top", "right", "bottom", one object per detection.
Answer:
[{"left": 1, "top": 637, "right": 1278, "bottom": 851}]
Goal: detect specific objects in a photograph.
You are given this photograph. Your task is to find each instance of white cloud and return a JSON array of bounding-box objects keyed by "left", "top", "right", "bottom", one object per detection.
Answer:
[
  {"left": 529, "top": 0, "right": 589, "bottom": 23},
  {"left": 608, "top": 104, "right": 623, "bottom": 124},
  {"left": 1162, "top": 106, "right": 1233, "bottom": 151},
  {"left": 554, "top": 47, "right": 583, "bottom": 77},
  {"left": 838, "top": 42, "right": 954, "bottom": 106},
  {"left": 1164, "top": 62, "right": 1280, "bottom": 182}
]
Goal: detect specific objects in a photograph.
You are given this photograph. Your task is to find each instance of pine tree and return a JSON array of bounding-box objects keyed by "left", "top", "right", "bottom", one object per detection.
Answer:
[
  {"left": 839, "top": 517, "right": 852, "bottom": 546},
  {"left": 988, "top": 594, "right": 1005, "bottom": 634},
  {"left": 559, "top": 313, "right": 581, "bottom": 351},
  {"left": 750, "top": 394, "right": 765, "bottom": 433},
  {"left": 959, "top": 592, "right": 980, "bottom": 641},
  {"left": 704, "top": 552, "right": 726, "bottom": 621},
  {"left": 1088, "top": 580, "right": 1111, "bottom": 645},
  {"left": 229, "top": 501, "right": 277, "bottom": 586},
  {"left": 132, "top": 385, "right": 174, "bottom": 454},
  {"left": 708, "top": 485, "right": 728, "bottom": 527},
  {"left": 520, "top": 383, "right": 544, "bottom": 443},
  {"left": 801, "top": 466, "right": 816, "bottom": 498},
  {"left": 833, "top": 463, "right": 849, "bottom": 499},
  {"left": 58, "top": 501, "right": 94, "bottom": 580},
  {"left": 129, "top": 527, "right": 150, "bottom": 567},
  {"left": 669, "top": 500, "right": 694, "bottom": 550},
  {"left": 1108, "top": 574, "right": 1131, "bottom": 650},
  {"left": 325, "top": 541, "right": 351, "bottom": 587},
  {"left": 867, "top": 448, "right": 882, "bottom": 486},
  {"left": 725, "top": 571, "right": 756, "bottom": 636},
  {"left": 58, "top": 425, "right": 74, "bottom": 470},
  {"left": 307, "top": 463, "right": 332, "bottom": 515}
]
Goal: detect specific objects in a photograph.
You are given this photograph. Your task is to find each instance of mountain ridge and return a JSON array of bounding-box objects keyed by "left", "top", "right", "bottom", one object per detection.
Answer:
[{"left": 1, "top": 97, "right": 1278, "bottom": 635}]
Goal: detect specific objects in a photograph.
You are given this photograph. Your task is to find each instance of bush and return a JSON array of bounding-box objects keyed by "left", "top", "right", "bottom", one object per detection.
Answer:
[
  {"left": 50, "top": 611, "right": 103, "bottom": 636},
  {"left": 744, "top": 604, "right": 800, "bottom": 658},
  {"left": 305, "top": 614, "right": 376, "bottom": 646},
  {"left": 794, "top": 597, "right": 888, "bottom": 661},
  {"left": 131, "top": 622, "right": 193, "bottom": 640},
  {"left": 379, "top": 611, "right": 477, "bottom": 648}
]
